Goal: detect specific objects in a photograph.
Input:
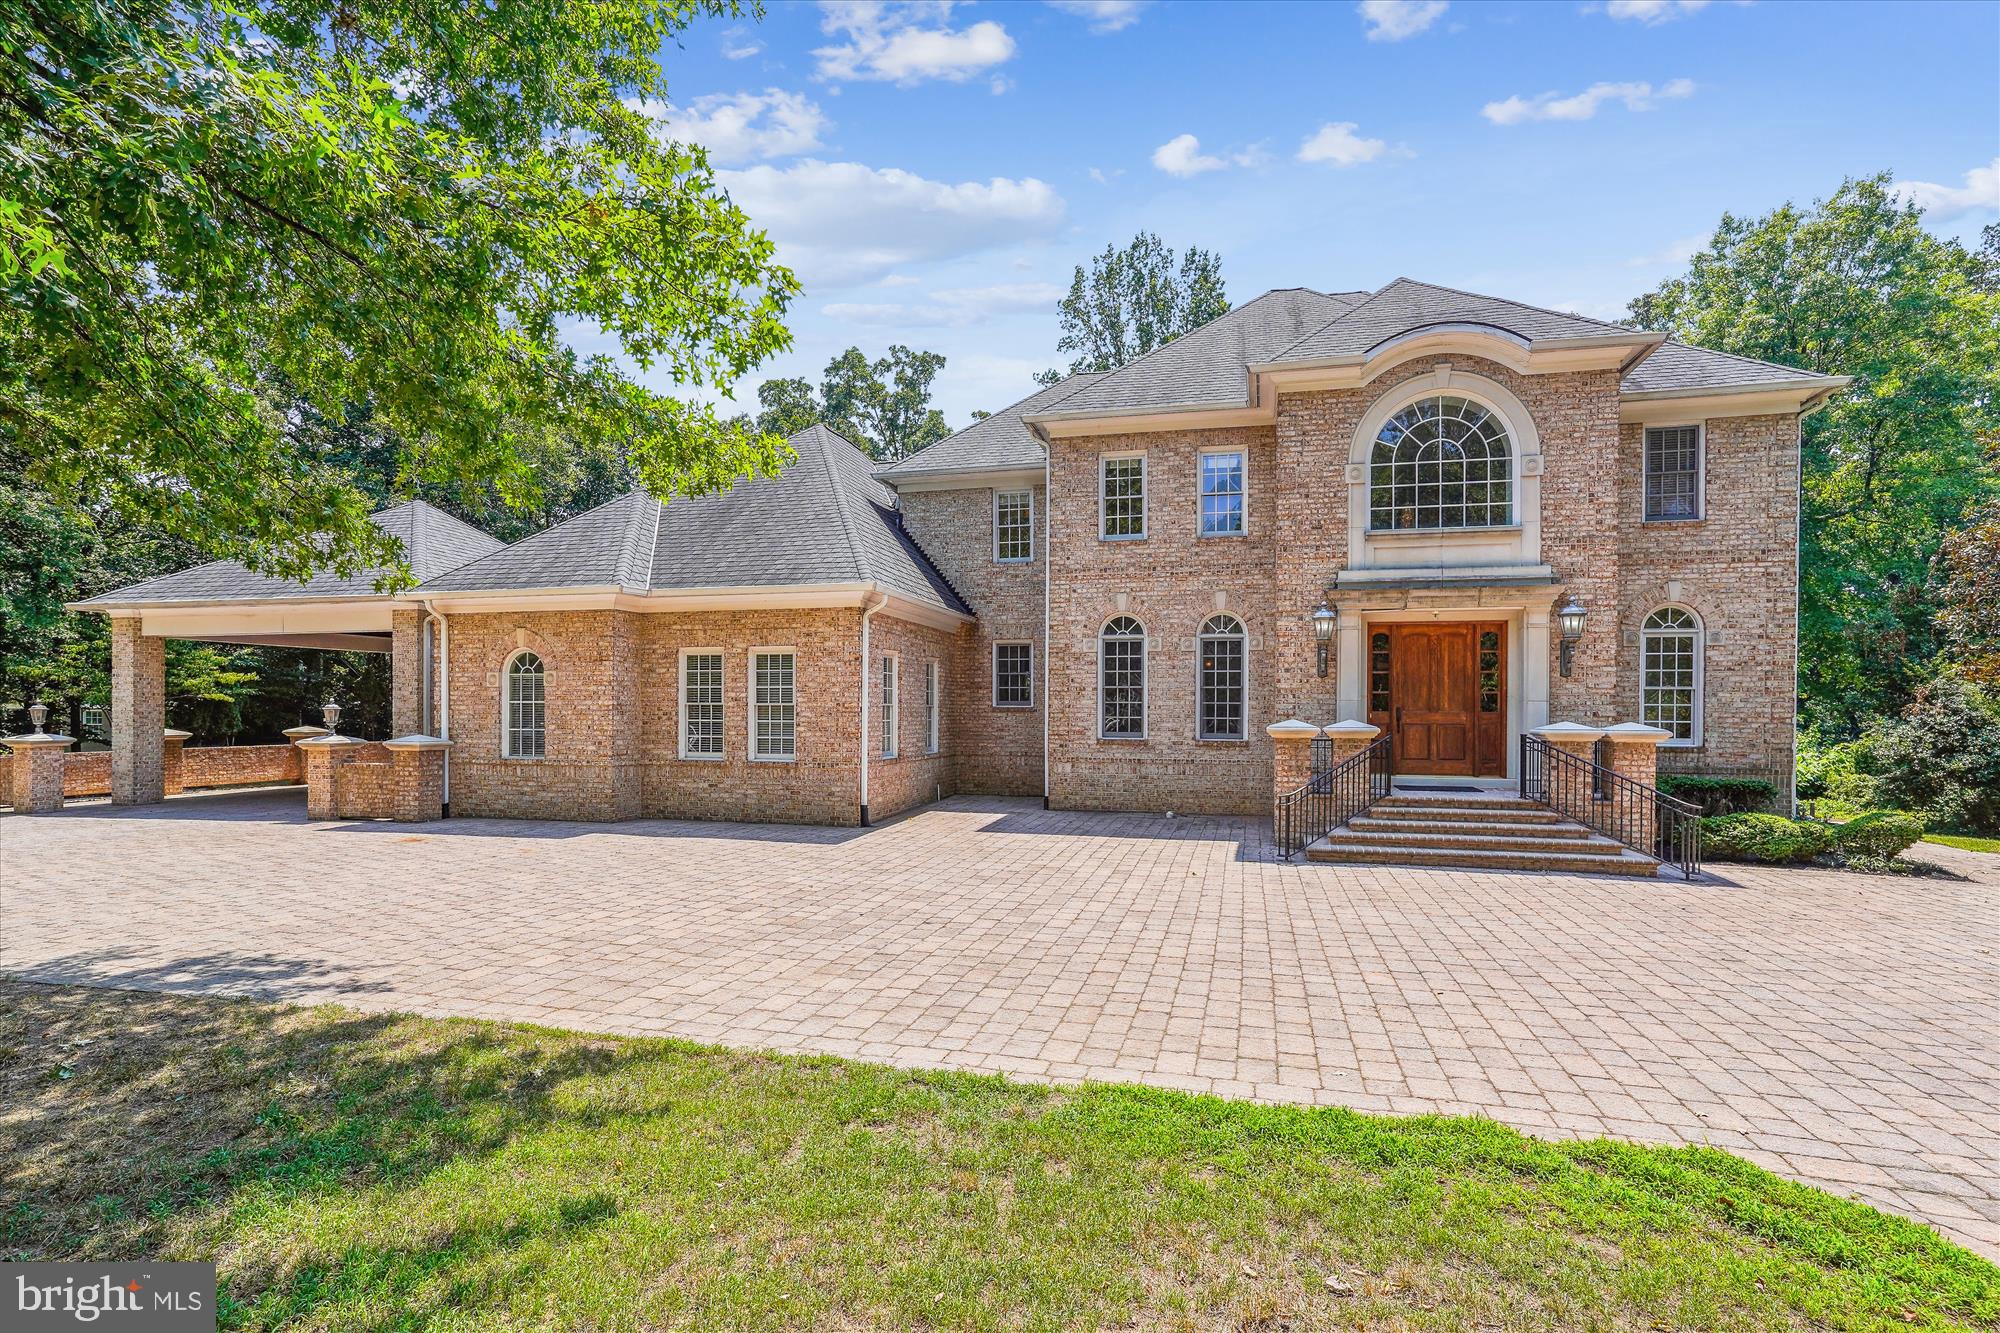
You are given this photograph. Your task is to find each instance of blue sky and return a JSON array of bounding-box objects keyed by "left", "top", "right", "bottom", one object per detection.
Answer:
[{"left": 604, "top": 0, "right": 2000, "bottom": 425}]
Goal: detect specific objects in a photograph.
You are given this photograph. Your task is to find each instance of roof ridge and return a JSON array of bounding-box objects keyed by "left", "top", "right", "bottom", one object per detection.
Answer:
[
  {"left": 1381, "top": 276, "right": 1629, "bottom": 332},
  {"left": 1049, "top": 288, "right": 1291, "bottom": 397},
  {"left": 414, "top": 487, "right": 644, "bottom": 589},
  {"left": 806, "top": 424, "right": 870, "bottom": 582}
]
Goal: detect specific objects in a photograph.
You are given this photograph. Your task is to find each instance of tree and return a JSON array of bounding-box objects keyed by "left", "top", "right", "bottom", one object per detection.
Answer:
[
  {"left": 2, "top": 0, "right": 798, "bottom": 588},
  {"left": 749, "top": 346, "right": 953, "bottom": 460},
  {"left": 1936, "top": 495, "right": 2000, "bottom": 685},
  {"left": 752, "top": 378, "right": 822, "bottom": 440},
  {"left": 1055, "top": 232, "right": 1229, "bottom": 373},
  {"left": 1628, "top": 175, "right": 2000, "bottom": 733}
]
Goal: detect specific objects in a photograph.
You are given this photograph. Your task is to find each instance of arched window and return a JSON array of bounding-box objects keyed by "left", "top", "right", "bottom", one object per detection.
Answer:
[
  {"left": 1099, "top": 616, "right": 1146, "bottom": 739},
  {"left": 1640, "top": 608, "right": 1701, "bottom": 745},
  {"left": 504, "top": 651, "right": 546, "bottom": 758},
  {"left": 1197, "top": 614, "right": 1246, "bottom": 741},
  {"left": 1369, "top": 394, "right": 1513, "bottom": 531}
]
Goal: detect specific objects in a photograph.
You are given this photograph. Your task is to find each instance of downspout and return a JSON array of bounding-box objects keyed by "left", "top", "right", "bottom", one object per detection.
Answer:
[
  {"left": 858, "top": 589, "right": 889, "bottom": 826},
  {"left": 421, "top": 598, "right": 450, "bottom": 814},
  {"left": 1039, "top": 427, "right": 1053, "bottom": 810}
]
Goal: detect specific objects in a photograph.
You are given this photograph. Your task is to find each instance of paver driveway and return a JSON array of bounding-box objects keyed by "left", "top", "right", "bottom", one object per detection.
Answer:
[{"left": 3, "top": 787, "right": 1997, "bottom": 1256}]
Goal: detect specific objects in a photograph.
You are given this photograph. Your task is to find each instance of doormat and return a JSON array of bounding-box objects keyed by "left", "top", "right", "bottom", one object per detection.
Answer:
[{"left": 1396, "top": 784, "right": 1487, "bottom": 793}]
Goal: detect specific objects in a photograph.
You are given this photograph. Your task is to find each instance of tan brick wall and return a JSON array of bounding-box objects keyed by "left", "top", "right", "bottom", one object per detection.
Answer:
[
  {"left": 896, "top": 484, "right": 1045, "bottom": 796},
  {"left": 1046, "top": 425, "right": 1278, "bottom": 815},
  {"left": 864, "top": 612, "right": 960, "bottom": 821},
  {"left": 334, "top": 759, "right": 400, "bottom": 821},
  {"left": 391, "top": 608, "right": 424, "bottom": 735},
  {"left": 180, "top": 743, "right": 304, "bottom": 789},
  {"left": 1617, "top": 414, "right": 1800, "bottom": 779},
  {"left": 109, "top": 618, "right": 164, "bottom": 805}
]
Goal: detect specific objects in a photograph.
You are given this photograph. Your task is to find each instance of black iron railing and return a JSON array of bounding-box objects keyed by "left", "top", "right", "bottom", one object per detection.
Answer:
[
  {"left": 1520, "top": 735, "right": 1702, "bottom": 878},
  {"left": 1276, "top": 734, "right": 1392, "bottom": 859}
]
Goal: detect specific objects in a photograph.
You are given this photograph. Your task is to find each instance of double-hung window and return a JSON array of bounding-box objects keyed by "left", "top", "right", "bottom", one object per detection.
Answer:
[
  {"left": 993, "top": 642, "right": 1033, "bottom": 708},
  {"left": 1198, "top": 450, "right": 1246, "bottom": 537},
  {"left": 1644, "top": 425, "right": 1703, "bottom": 521},
  {"left": 1641, "top": 608, "right": 1702, "bottom": 745},
  {"left": 879, "top": 655, "right": 899, "bottom": 759},
  {"left": 752, "top": 651, "right": 796, "bottom": 761},
  {"left": 503, "top": 651, "right": 545, "bottom": 758},
  {"left": 679, "top": 650, "right": 724, "bottom": 759},
  {"left": 1098, "top": 617, "right": 1146, "bottom": 739},
  {"left": 924, "top": 662, "right": 940, "bottom": 754},
  {"left": 994, "top": 490, "right": 1033, "bottom": 562},
  {"left": 1101, "top": 455, "right": 1146, "bottom": 539},
  {"left": 1197, "top": 615, "right": 1247, "bottom": 740}
]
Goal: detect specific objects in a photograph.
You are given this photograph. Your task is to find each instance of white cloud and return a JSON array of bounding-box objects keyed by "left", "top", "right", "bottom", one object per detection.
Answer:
[
  {"left": 1087, "top": 166, "right": 1126, "bottom": 184},
  {"left": 1046, "top": 0, "right": 1147, "bottom": 32},
  {"left": 1358, "top": 0, "right": 1447, "bottom": 41},
  {"left": 814, "top": 2, "right": 1015, "bottom": 85},
  {"left": 1297, "top": 121, "right": 1387, "bottom": 167},
  {"left": 822, "top": 281, "right": 1065, "bottom": 327},
  {"left": 632, "top": 89, "right": 828, "bottom": 165},
  {"left": 1625, "top": 232, "right": 1707, "bottom": 268},
  {"left": 1482, "top": 78, "right": 1694, "bottom": 125},
  {"left": 720, "top": 26, "right": 764, "bottom": 59},
  {"left": 1892, "top": 157, "right": 2000, "bottom": 221},
  {"left": 715, "top": 159, "right": 1065, "bottom": 288},
  {"left": 1601, "top": 0, "right": 1710, "bottom": 23},
  {"left": 878, "top": 273, "right": 922, "bottom": 287},
  {"left": 1152, "top": 133, "right": 1226, "bottom": 177}
]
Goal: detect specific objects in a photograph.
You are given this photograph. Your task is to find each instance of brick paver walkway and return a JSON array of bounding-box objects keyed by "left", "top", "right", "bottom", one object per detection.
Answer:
[{"left": 4, "top": 788, "right": 1996, "bottom": 1256}]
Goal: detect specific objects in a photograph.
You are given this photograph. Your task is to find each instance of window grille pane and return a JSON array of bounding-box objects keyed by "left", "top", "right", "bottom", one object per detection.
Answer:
[
  {"left": 1099, "top": 617, "right": 1145, "bottom": 737},
  {"left": 925, "top": 662, "right": 940, "bottom": 753},
  {"left": 1644, "top": 426, "right": 1701, "bottom": 520},
  {"left": 1199, "top": 452, "right": 1245, "bottom": 536},
  {"left": 1641, "top": 626, "right": 1698, "bottom": 741},
  {"left": 1368, "top": 633, "right": 1391, "bottom": 714},
  {"left": 1369, "top": 395, "right": 1513, "bottom": 531},
  {"left": 682, "top": 653, "right": 724, "bottom": 756},
  {"left": 754, "top": 652, "right": 796, "bottom": 758},
  {"left": 506, "top": 653, "right": 545, "bottom": 758},
  {"left": 1478, "top": 630, "right": 1501, "bottom": 714},
  {"left": 1198, "top": 618, "right": 1245, "bottom": 739},
  {"left": 994, "top": 643, "right": 1033, "bottom": 707},
  {"left": 1101, "top": 457, "right": 1146, "bottom": 538},
  {"left": 880, "top": 656, "right": 898, "bottom": 758},
  {"left": 995, "top": 490, "right": 1033, "bottom": 561}
]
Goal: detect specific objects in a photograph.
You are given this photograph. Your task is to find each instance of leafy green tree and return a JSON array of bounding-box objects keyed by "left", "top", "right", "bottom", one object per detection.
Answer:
[
  {"left": 1056, "top": 232, "right": 1229, "bottom": 373},
  {"left": 1628, "top": 176, "right": 2000, "bottom": 732},
  {"left": 752, "top": 378, "right": 823, "bottom": 439},
  {"left": 2, "top": 0, "right": 797, "bottom": 588},
  {"left": 1935, "top": 495, "right": 2000, "bottom": 686},
  {"left": 748, "top": 346, "right": 953, "bottom": 460}
]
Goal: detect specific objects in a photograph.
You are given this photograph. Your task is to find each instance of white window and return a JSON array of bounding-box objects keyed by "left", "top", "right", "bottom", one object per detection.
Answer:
[
  {"left": 1369, "top": 394, "right": 1513, "bottom": 531},
  {"left": 1199, "top": 450, "right": 1246, "bottom": 537},
  {"left": 1098, "top": 616, "right": 1146, "bottom": 739},
  {"left": 1100, "top": 454, "right": 1146, "bottom": 540},
  {"left": 993, "top": 642, "right": 1033, "bottom": 708},
  {"left": 1644, "top": 424, "right": 1703, "bottom": 521},
  {"left": 679, "top": 650, "right": 724, "bottom": 759},
  {"left": 925, "top": 661, "right": 940, "bottom": 754},
  {"left": 994, "top": 490, "right": 1033, "bottom": 562},
  {"left": 751, "top": 651, "right": 795, "bottom": 761},
  {"left": 879, "top": 654, "right": 899, "bottom": 759},
  {"left": 503, "top": 651, "right": 546, "bottom": 758},
  {"left": 1641, "top": 607, "right": 1703, "bottom": 745},
  {"left": 1197, "top": 614, "right": 1247, "bottom": 741}
]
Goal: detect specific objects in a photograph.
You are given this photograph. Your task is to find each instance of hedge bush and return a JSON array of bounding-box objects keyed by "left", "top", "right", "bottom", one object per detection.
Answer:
[
  {"left": 1658, "top": 775, "right": 1779, "bottom": 816},
  {"left": 1834, "top": 811, "right": 1926, "bottom": 859},
  {"left": 1699, "top": 813, "right": 1834, "bottom": 864}
]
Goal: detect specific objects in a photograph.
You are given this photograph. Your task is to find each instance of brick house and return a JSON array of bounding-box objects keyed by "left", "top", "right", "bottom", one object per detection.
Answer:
[{"left": 75, "top": 278, "right": 1844, "bottom": 831}]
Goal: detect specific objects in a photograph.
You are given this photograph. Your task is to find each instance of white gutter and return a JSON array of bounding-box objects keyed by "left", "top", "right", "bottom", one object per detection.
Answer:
[
  {"left": 858, "top": 590, "right": 888, "bottom": 824},
  {"left": 420, "top": 597, "right": 450, "bottom": 810},
  {"left": 1042, "top": 447, "right": 1052, "bottom": 809}
]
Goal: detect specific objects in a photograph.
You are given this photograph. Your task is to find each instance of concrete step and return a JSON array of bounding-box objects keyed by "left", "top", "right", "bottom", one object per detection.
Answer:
[
  {"left": 1306, "top": 838, "right": 1660, "bottom": 877},
  {"left": 1377, "top": 792, "right": 1539, "bottom": 811},
  {"left": 1348, "top": 813, "right": 1592, "bottom": 839},
  {"left": 1362, "top": 802, "right": 1569, "bottom": 825},
  {"left": 1335, "top": 824, "right": 1605, "bottom": 853}
]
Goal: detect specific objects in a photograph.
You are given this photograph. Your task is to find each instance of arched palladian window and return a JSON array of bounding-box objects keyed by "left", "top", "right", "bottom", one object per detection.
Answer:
[
  {"left": 1369, "top": 394, "right": 1513, "bottom": 531},
  {"left": 1099, "top": 616, "right": 1146, "bottom": 739},
  {"left": 504, "top": 651, "right": 546, "bottom": 758},
  {"left": 1197, "top": 614, "right": 1246, "bottom": 741},
  {"left": 1640, "top": 607, "right": 1702, "bottom": 745}
]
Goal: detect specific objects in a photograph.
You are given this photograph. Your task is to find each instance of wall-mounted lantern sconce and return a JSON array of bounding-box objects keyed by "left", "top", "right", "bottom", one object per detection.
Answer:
[
  {"left": 1556, "top": 597, "right": 1587, "bottom": 678},
  {"left": 1312, "top": 598, "right": 1338, "bottom": 678},
  {"left": 321, "top": 700, "right": 342, "bottom": 733}
]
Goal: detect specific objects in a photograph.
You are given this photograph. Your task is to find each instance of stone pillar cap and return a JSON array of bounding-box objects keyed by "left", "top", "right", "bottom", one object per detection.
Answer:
[
  {"left": 1531, "top": 721, "right": 1607, "bottom": 742},
  {"left": 283, "top": 725, "right": 332, "bottom": 742},
  {"left": 383, "top": 734, "right": 453, "bottom": 751},
  {"left": 1322, "top": 719, "right": 1382, "bottom": 738},
  {"left": 1264, "top": 719, "right": 1321, "bottom": 740},
  {"left": 2, "top": 732, "right": 75, "bottom": 747},
  {"left": 294, "top": 733, "right": 370, "bottom": 748},
  {"left": 163, "top": 728, "right": 193, "bottom": 741},
  {"left": 1602, "top": 722, "right": 1675, "bottom": 744}
]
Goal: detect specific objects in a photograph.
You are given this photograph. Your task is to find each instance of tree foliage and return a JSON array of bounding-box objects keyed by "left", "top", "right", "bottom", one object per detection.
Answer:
[
  {"left": 1053, "top": 232, "right": 1228, "bottom": 375},
  {"left": 752, "top": 345, "right": 953, "bottom": 460},
  {"left": 1629, "top": 176, "right": 2000, "bottom": 731},
  {"left": 2, "top": 0, "right": 797, "bottom": 587},
  {"left": 1935, "top": 494, "right": 2000, "bottom": 686}
]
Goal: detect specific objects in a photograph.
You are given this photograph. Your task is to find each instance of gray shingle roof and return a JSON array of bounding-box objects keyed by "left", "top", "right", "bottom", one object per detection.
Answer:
[
  {"left": 878, "top": 373, "right": 1107, "bottom": 481},
  {"left": 1619, "top": 339, "right": 1835, "bottom": 394},
  {"left": 418, "top": 425, "right": 970, "bottom": 616},
  {"left": 1034, "top": 289, "right": 1370, "bottom": 417},
  {"left": 1270, "top": 277, "right": 1635, "bottom": 362},
  {"left": 77, "top": 500, "right": 504, "bottom": 606}
]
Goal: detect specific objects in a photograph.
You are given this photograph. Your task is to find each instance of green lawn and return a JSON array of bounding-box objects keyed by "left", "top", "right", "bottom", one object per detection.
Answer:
[
  {"left": 1926, "top": 833, "right": 2000, "bottom": 854},
  {"left": 2, "top": 982, "right": 1992, "bottom": 1331}
]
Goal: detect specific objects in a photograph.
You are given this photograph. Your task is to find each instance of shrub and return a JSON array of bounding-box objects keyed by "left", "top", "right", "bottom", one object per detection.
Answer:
[
  {"left": 1658, "top": 775, "right": 1778, "bottom": 816},
  {"left": 1867, "top": 676, "right": 2000, "bottom": 834},
  {"left": 1796, "top": 726, "right": 1874, "bottom": 809},
  {"left": 1833, "top": 811, "right": 1926, "bottom": 860},
  {"left": 1699, "top": 813, "right": 1834, "bottom": 864}
]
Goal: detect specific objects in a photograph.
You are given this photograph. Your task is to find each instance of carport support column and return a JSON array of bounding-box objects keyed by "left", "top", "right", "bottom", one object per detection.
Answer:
[
  {"left": 110, "top": 615, "right": 165, "bottom": 805},
  {"left": 391, "top": 608, "right": 424, "bottom": 737}
]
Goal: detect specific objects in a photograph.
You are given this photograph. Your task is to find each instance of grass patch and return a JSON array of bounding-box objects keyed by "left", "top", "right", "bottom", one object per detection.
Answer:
[
  {"left": 1926, "top": 833, "right": 2000, "bottom": 854},
  {"left": 2, "top": 981, "right": 1992, "bottom": 1331}
]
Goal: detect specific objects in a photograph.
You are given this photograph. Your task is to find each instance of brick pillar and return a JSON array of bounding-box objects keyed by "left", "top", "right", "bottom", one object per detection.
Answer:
[
  {"left": 4, "top": 733, "right": 75, "bottom": 813},
  {"left": 110, "top": 617, "right": 165, "bottom": 805},
  {"left": 1529, "top": 722, "right": 1606, "bottom": 827},
  {"left": 1322, "top": 718, "right": 1381, "bottom": 766},
  {"left": 391, "top": 608, "right": 424, "bottom": 736},
  {"left": 280, "top": 726, "right": 329, "bottom": 784},
  {"left": 1266, "top": 719, "right": 1320, "bottom": 847},
  {"left": 296, "top": 734, "right": 366, "bottom": 820},
  {"left": 161, "top": 729, "right": 192, "bottom": 795},
  {"left": 1603, "top": 722, "right": 1674, "bottom": 849},
  {"left": 383, "top": 735, "right": 450, "bottom": 821}
]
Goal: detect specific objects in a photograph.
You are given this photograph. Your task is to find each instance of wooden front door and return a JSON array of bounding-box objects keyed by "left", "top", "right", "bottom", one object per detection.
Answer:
[{"left": 1367, "top": 622, "right": 1508, "bottom": 776}]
